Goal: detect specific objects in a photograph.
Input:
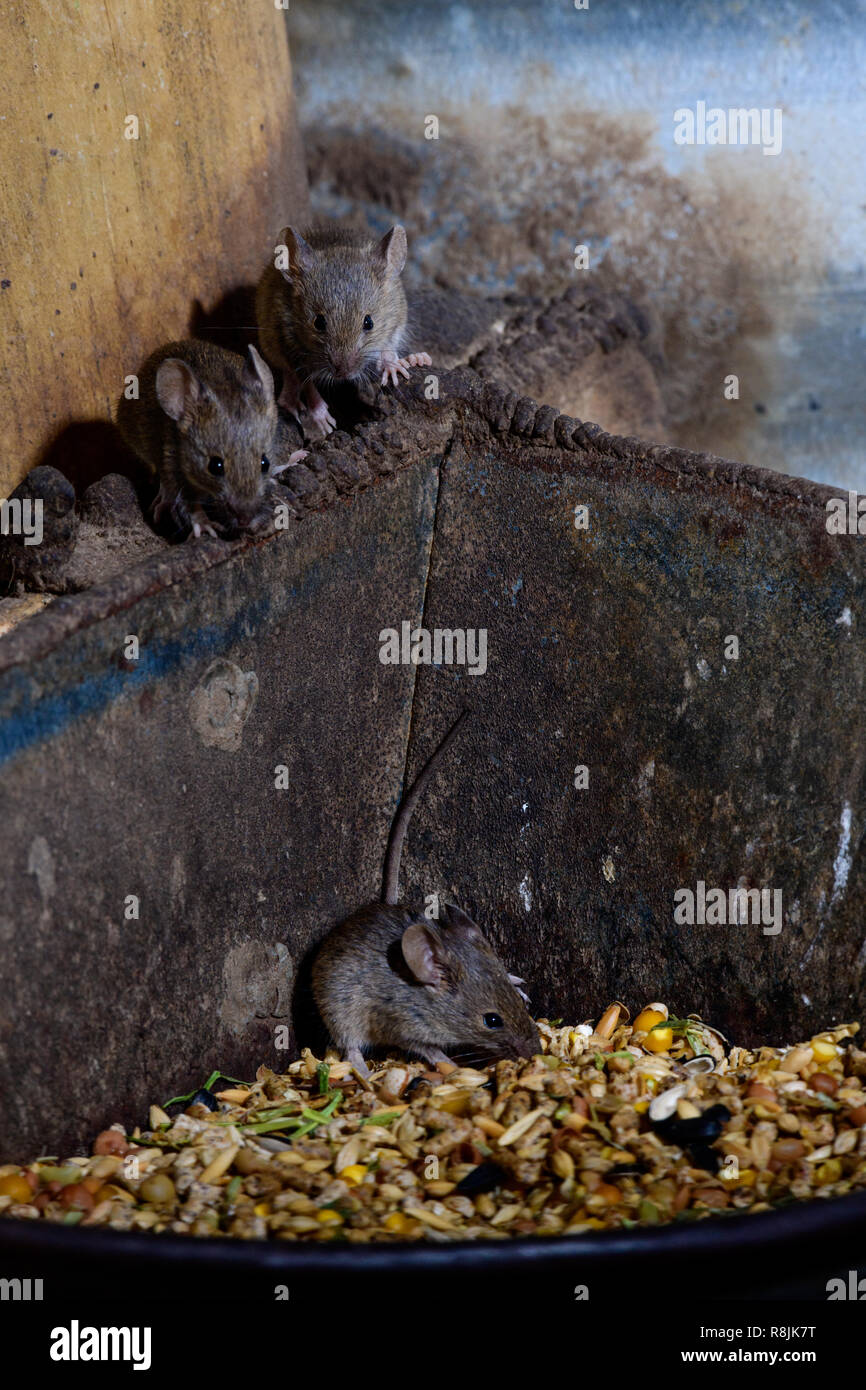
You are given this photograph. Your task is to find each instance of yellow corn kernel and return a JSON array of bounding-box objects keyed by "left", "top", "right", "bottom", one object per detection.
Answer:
[
  {"left": 316, "top": 1208, "right": 344, "bottom": 1224},
  {"left": 811, "top": 1038, "right": 838, "bottom": 1064},
  {"left": 253, "top": 1202, "right": 270, "bottom": 1217},
  {"left": 384, "top": 1211, "right": 413, "bottom": 1233},
  {"left": 634, "top": 1099, "right": 650, "bottom": 1114},
  {"left": 338, "top": 1164, "right": 368, "bottom": 1186},
  {"left": 720, "top": 1167, "right": 756, "bottom": 1187},
  {"left": 634, "top": 1007, "right": 667, "bottom": 1033},
  {"left": 643, "top": 1026, "right": 673, "bottom": 1053},
  {"left": 814, "top": 1159, "right": 842, "bottom": 1186}
]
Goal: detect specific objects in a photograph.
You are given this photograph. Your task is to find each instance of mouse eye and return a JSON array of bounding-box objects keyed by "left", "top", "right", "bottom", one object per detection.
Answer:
[
  {"left": 363, "top": 314, "right": 374, "bottom": 331},
  {"left": 208, "top": 457, "right": 225, "bottom": 477},
  {"left": 261, "top": 455, "right": 270, "bottom": 474},
  {"left": 483, "top": 1012, "right": 504, "bottom": 1029},
  {"left": 313, "top": 313, "right": 326, "bottom": 332}
]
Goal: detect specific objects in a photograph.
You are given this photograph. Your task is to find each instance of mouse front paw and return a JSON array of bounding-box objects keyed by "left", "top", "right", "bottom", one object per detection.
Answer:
[
  {"left": 189, "top": 509, "right": 221, "bottom": 541},
  {"left": 378, "top": 350, "right": 410, "bottom": 388},
  {"left": 379, "top": 350, "right": 433, "bottom": 387},
  {"left": 272, "top": 448, "right": 308, "bottom": 476}
]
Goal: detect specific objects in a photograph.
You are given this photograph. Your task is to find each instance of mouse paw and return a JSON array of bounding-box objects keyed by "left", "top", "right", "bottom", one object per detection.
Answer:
[
  {"left": 419, "top": 1047, "right": 456, "bottom": 1070},
  {"left": 304, "top": 399, "right": 336, "bottom": 439},
  {"left": 404, "top": 352, "right": 433, "bottom": 369},
  {"left": 378, "top": 351, "right": 411, "bottom": 388},
  {"left": 189, "top": 510, "right": 220, "bottom": 541},
  {"left": 272, "top": 448, "right": 308, "bottom": 476}
]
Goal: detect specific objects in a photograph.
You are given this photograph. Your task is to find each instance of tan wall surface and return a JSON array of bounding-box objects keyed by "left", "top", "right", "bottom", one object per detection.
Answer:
[{"left": 0, "top": 0, "right": 310, "bottom": 497}]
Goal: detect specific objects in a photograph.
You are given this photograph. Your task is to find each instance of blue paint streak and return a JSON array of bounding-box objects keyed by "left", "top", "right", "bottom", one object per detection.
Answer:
[{"left": 0, "top": 595, "right": 273, "bottom": 769}]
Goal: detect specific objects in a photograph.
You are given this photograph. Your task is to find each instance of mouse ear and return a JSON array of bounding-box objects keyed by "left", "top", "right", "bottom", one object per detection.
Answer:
[
  {"left": 277, "top": 226, "right": 316, "bottom": 281},
  {"left": 374, "top": 224, "right": 407, "bottom": 279},
  {"left": 439, "top": 903, "right": 482, "bottom": 939},
  {"left": 243, "top": 344, "right": 274, "bottom": 399},
  {"left": 155, "top": 358, "right": 201, "bottom": 422},
  {"left": 401, "top": 921, "right": 449, "bottom": 989}
]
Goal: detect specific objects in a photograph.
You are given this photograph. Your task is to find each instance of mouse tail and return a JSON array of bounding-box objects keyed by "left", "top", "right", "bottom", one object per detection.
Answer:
[{"left": 382, "top": 707, "right": 470, "bottom": 906}]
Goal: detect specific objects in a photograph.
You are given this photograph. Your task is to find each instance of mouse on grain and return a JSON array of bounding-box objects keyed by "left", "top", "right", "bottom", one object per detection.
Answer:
[
  {"left": 311, "top": 710, "right": 540, "bottom": 1076},
  {"left": 116, "top": 339, "right": 307, "bottom": 540},
  {"left": 255, "top": 222, "right": 432, "bottom": 439}
]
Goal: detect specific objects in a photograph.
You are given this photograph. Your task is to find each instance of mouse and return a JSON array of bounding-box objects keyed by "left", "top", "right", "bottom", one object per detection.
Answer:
[
  {"left": 255, "top": 221, "right": 432, "bottom": 439},
  {"left": 116, "top": 339, "right": 307, "bottom": 540},
  {"left": 310, "top": 709, "right": 540, "bottom": 1076}
]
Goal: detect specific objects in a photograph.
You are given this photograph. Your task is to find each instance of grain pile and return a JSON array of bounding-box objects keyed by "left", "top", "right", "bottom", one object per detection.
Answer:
[{"left": 2, "top": 1005, "right": 864, "bottom": 1242}]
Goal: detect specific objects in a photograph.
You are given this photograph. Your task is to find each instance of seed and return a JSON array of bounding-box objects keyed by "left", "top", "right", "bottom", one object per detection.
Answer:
[
  {"left": 811, "top": 1039, "right": 838, "bottom": 1064},
  {"left": 833, "top": 1129, "right": 858, "bottom": 1155},
  {"left": 814, "top": 1159, "right": 842, "bottom": 1185},
  {"left": 643, "top": 1026, "right": 673, "bottom": 1053},
  {"left": 316, "top": 1209, "right": 344, "bottom": 1225},
  {"left": 301, "top": 1158, "right": 332, "bottom": 1174},
  {"left": 0, "top": 1174, "right": 33, "bottom": 1204},
  {"left": 338, "top": 1164, "right": 367, "bottom": 1186},
  {"left": 634, "top": 1006, "right": 668, "bottom": 1031},
  {"left": 693, "top": 1187, "right": 729, "bottom": 1208},
  {"left": 781, "top": 1046, "right": 813, "bottom": 1074},
  {"left": 215, "top": 1089, "right": 251, "bottom": 1104},
  {"left": 383, "top": 1212, "right": 413, "bottom": 1233},
  {"left": 810, "top": 1073, "right": 839, "bottom": 1096},
  {"left": 498, "top": 1108, "right": 544, "bottom": 1147},
  {"left": 771, "top": 1139, "right": 805, "bottom": 1163},
  {"left": 60, "top": 1184, "right": 94, "bottom": 1212},
  {"left": 746, "top": 1082, "right": 776, "bottom": 1104},
  {"left": 551, "top": 1150, "right": 575, "bottom": 1180},
  {"left": 93, "top": 1130, "right": 130, "bottom": 1157},
  {"left": 199, "top": 1146, "right": 239, "bottom": 1185},
  {"left": 595, "top": 1004, "right": 622, "bottom": 1040},
  {"left": 474, "top": 1116, "right": 505, "bottom": 1139},
  {"left": 149, "top": 1106, "right": 171, "bottom": 1129},
  {"left": 677, "top": 1100, "right": 701, "bottom": 1120},
  {"left": 233, "top": 1148, "right": 266, "bottom": 1175},
  {"left": 848, "top": 1105, "right": 866, "bottom": 1126},
  {"left": 140, "top": 1174, "right": 176, "bottom": 1204},
  {"left": 593, "top": 1183, "right": 622, "bottom": 1204}
]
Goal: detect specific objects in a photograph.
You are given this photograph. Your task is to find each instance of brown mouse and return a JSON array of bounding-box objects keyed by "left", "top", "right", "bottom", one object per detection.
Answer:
[
  {"left": 255, "top": 222, "right": 432, "bottom": 439},
  {"left": 116, "top": 339, "right": 306, "bottom": 539},
  {"left": 310, "top": 710, "right": 540, "bottom": 1076}
]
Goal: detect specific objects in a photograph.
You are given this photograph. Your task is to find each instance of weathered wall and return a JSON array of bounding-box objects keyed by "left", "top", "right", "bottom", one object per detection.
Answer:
[
  {"left": 0, "top": 368, "right": 864, "bottom": 1157},
  {"left": 0, "top": 0, "right": 308, "bottom": 497},
  {"left": 291, "top": 0, "right": 865, "bottom": 491}
]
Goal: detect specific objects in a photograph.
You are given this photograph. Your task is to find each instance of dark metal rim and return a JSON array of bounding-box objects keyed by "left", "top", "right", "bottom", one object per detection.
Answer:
[{"left": 3, "top": 1189, "right": 866, "bottom": 1274}]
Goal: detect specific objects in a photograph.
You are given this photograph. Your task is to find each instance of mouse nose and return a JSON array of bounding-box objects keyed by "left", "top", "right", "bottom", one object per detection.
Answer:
[
  {"left": 332, "top": 352, "right": 360, "bottom": 379},
  {"left": 232, "top": 498, "right": 261, "bottom": 527}
]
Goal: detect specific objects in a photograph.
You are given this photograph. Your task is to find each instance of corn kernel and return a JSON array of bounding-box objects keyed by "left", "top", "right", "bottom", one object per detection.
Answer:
[
  {"left": 316, "top": 1208, "right": 344, "bottom": 1224},
  {"left": 253, "top": 1202, "right": 270, "bottom": 1217},
  {"left": 643, "top": 1026, "right": 673, "bottom": 1053},
  {"left": 338, "top": 1164, "right": 367, "bottom": 1186},
  {"left": 634, "top": 1099, "right": 650, "bottom": 1114},
  {"left": 811, "top": 1038, "right": 838, "bottom": 1064},
  {"left": 634, "top": 1008, "right": 667, "bottom": 1033},
  {"left": 384, "top": 1211, "right": 412, "bottom": 1232}
]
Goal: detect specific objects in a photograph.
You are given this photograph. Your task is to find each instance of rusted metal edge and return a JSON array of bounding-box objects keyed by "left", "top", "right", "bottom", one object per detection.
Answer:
[{"left": 0, "top": 365, "right": 840, "bottom": 676}]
